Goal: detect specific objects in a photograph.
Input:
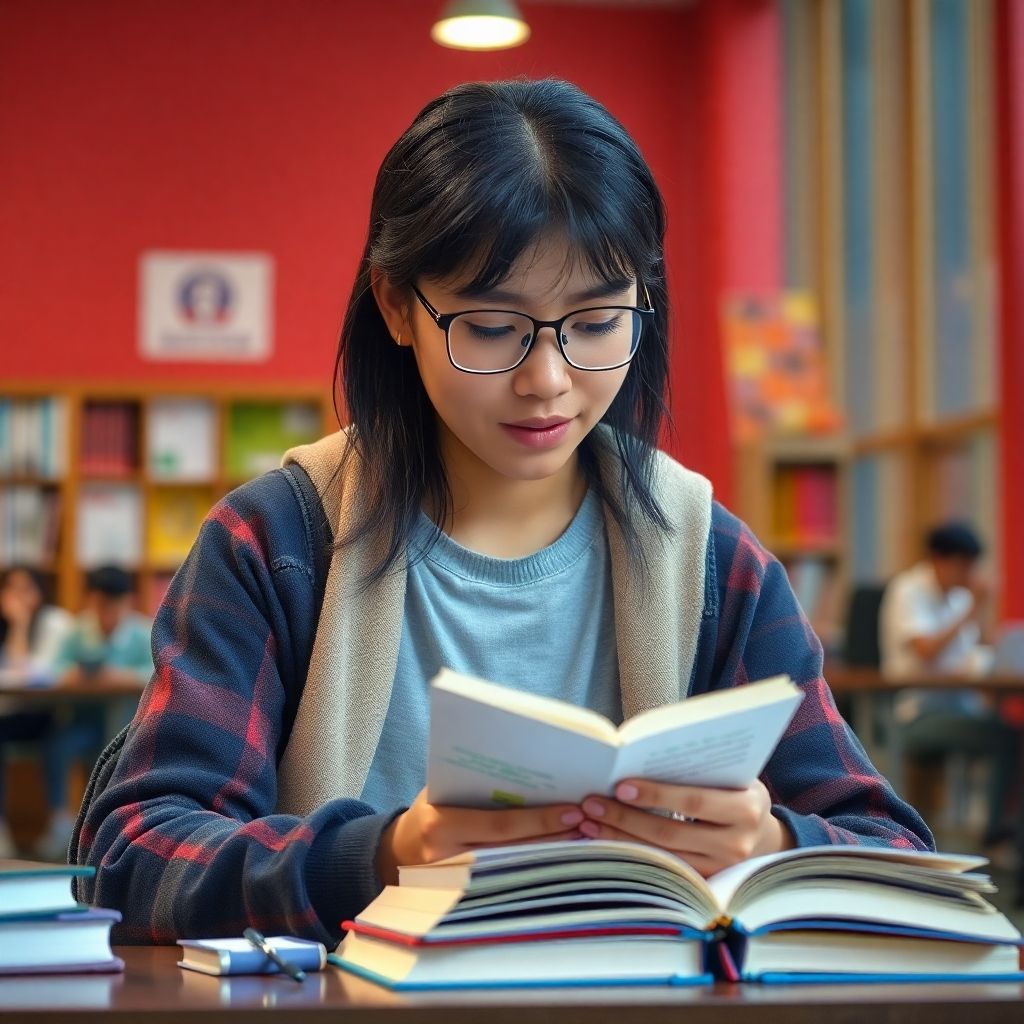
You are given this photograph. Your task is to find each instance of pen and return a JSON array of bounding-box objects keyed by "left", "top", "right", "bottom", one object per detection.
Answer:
[{"left": 243, "top": 927, "right": 306, "bottom": 982}]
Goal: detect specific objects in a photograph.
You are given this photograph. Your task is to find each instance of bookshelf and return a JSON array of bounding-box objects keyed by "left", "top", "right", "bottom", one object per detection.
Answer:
[
  {"left": 774, "top": 0, "right": 998, "bottom": 627},
  {"left": 735, "top": 434, "right": 848, "bottom": 652},
  {"left": 0, "top": 384, "right": 335, "bottom": 614}
]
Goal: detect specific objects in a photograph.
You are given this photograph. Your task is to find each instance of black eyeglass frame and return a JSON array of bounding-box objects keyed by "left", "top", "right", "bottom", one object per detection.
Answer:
[{"left": 410, "top": 284, "right": 655, "bottom": 375}]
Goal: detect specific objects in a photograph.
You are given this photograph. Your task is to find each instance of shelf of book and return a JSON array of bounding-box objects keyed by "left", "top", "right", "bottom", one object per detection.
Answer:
[
  {"left": 773, "top": 0, "right": 999, "bottom": 626},
  {"left": 0, "top": 384, "right": 335, "bottom": 614},
  {"left": 734, "top": 434, "right": 848, "bottom": 652}
]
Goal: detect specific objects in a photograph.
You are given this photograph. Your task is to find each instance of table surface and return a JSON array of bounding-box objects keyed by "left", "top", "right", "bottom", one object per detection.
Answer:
[
  {"left": 824, "top": 664, "right": 1024, "bottom": 692},
  {"left": 0, "top": 946, "right": 1021, "bottom": 1023},
  {"left": 0, "top": 673, "right": 145, "bottom": 700}
]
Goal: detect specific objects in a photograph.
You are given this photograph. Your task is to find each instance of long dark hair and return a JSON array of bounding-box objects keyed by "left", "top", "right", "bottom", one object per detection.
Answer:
[
  {"left": 336, "top": 78, "right": 672, "bottom": 584},
  {"left": 0, "top": 565, "right": 50, "bottom": 654}
]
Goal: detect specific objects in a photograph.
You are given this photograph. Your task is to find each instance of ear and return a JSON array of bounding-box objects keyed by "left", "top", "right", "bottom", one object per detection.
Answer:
[{"left": 370, "top": 267, "right": 411, "bottom": 345}]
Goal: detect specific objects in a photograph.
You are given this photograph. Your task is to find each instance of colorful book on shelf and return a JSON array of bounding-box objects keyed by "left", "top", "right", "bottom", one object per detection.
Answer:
[
  {"left": 147, "top": 486, "right": 212, "bottom": 565},
  {"left": 147, "top": 398, "right": 217, "bottom": 481},
  {"left": 331, "top": 840, "right": 1023, "bottom": 990},
  {"left": 177, "top": 936, "right": 327, "bottom": 977},
  {"left": 426, "top": 668, "right": 803, "bottom": 808},
  {"left": 224, "top": 401, "right": 321, "bottom": 480},
  {"left": 75, "top": 484, "right": 142, "bottom": 567},
  {"left": 79, "top": 402, "right": 138, "bottom": 477}
]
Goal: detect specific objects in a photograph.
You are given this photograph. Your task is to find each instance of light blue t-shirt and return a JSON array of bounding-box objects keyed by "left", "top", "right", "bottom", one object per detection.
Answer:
[{"left": 360, "top": 489, "right": 621, "bottom": 814}]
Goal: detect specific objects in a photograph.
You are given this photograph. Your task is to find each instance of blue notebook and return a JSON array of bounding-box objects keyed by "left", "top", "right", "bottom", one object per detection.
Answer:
[{"left": 177, "top": 936, "right": 327, "bottom": 976}]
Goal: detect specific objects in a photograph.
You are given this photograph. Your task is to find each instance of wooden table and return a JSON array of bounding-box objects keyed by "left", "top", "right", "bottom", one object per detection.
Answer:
[
  {"left": 824, "top": 664, "right": 1024, "bottom": 795},
  {"left": 0, "top": 673, "right": 144, "bottom": 740},
  {"left": 0, "top": 945, "right": 1021, "bottom": 1023}
]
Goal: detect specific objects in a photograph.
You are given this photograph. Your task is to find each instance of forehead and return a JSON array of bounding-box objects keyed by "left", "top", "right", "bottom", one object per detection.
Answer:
[{"left": 432, "top": 232, "right": 631, "bottom": 304}]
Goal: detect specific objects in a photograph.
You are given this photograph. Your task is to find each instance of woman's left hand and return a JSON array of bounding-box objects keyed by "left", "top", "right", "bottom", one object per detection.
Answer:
[{"left": 578, "top": 779, "right": 793, "bottom": 877}]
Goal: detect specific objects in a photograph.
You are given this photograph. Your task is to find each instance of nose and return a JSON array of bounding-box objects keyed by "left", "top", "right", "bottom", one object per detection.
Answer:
[{"left": 511, "top": 326, "right": 571, "bottom": 399}]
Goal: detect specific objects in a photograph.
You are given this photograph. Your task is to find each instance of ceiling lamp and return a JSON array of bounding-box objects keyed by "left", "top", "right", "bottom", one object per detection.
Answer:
[{"left": 431, "top": 0, "right": 531, "bottom": 51}]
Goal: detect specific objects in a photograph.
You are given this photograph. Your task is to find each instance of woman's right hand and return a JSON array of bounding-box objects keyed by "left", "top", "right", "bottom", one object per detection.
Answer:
[{"left": 375, "top": 787, "right": 584, "bottom": 885}]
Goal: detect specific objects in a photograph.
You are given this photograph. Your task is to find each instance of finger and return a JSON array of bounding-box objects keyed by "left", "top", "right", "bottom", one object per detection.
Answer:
[
  {"left": 577, "top": 820, "right": 723, "bottom": 877},
  {"left": 430, "top": 802, "right": 585, "bottom": 846},
  {"left": 580, "top": 800, "right": 733, "bottom": 854},
  {"left": 608, "top": 780, "right": 764, "bottom": 826}
]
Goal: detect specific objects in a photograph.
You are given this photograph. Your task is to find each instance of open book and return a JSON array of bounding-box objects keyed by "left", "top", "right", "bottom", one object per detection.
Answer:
[
  {"left": 427, "top": 668, "right": 804, "bottom": 807},
  {"left": 331, "top": 839, "right": 1024, "bottom": 989}
]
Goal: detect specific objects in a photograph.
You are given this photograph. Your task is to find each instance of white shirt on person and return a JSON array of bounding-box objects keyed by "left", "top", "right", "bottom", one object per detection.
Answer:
[{"left": 879, "top": 561, "right": 984, "bottom": 722}]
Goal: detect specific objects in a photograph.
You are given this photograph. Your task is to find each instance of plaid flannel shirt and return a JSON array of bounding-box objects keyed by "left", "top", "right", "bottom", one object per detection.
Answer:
[{"left": 78, "top": 468, "right": 932, "bottom": 944}]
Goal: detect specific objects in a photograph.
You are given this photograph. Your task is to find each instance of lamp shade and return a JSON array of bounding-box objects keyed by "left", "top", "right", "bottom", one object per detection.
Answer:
[{"left": 431, "top": 0, "right": 531, "bottom": 51}]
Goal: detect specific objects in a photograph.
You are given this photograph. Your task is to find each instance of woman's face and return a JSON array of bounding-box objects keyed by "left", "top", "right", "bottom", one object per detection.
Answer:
[
  {"left": 404, "top": 234, "right": 634, "bottom": 487},
  {"left": 0, "top": 569, "right": 44, "bottom": 623}
]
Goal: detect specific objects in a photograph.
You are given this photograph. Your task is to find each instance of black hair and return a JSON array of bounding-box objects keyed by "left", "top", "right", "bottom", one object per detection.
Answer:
[
  {"left": 926, "top": 522, "right": 984, "bottom": 559},
  {"left": 335, "top": 78, "right": 672, "bottom": 584},
  {"left": 0, "top": 565, "right": 50, "bottom": 652},
  {"left": 84, "top": 565, "right": 136, "bottom": 598}
]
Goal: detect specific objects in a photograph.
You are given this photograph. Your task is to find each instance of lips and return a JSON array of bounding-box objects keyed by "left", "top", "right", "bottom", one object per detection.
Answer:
[
  {"left": 500, "top": 417, "right": 575, "bottom": 450},
  {"left": 505, "top": 417, "right": 571, "bottom": 430}
]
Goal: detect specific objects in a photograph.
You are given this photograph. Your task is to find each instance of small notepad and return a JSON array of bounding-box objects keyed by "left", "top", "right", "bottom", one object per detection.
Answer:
[{"left": 177, "top": 936, "right": 327, "bottom": 976}]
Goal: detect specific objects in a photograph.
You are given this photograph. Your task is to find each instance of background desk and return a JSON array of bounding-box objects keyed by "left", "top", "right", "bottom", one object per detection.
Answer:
[
  {"left": 0, "top": 946, "right": 1021, "bottom": 1023},
  {"left": 824, "top": 665, "right": 1024, "bottom": 794},
  {"left": 0, "top": 674, "right": 144, "bottom": 740}
]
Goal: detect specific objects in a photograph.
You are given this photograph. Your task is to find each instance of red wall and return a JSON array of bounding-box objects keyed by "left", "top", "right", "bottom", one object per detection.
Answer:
[
  {"left": 0, "top": 0, "right": 785, "bottom": 498},
  {"left": 997, "top": 0, "right": 1024, "bottom": 620}
]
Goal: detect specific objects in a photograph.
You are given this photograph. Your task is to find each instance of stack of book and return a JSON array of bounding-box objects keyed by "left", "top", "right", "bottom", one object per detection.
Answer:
[
  {"left": 331, "top": 839, "right": 1024, "bottom": 990},
  {"left": 330, "top": 668, "right": 1024, "bottom": 990},
  {"left": 0, "top": 860, "right": 122, "bottom": 975}
]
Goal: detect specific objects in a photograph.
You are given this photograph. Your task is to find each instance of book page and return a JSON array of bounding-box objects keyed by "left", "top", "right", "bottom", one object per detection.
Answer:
[
  {"left": 428, "top": 679, "right": 619, "bottom": 807},
  {"left": 610, "top": 688, "right": 802, "bottom": 789}
]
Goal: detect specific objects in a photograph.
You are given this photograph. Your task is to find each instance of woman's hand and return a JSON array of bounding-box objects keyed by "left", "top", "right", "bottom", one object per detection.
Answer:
[
  {"left": 577, "top": 779, "right": 793, "bottom": 877},
  {"left": 376, "top": 787, "right": 584, "bottom": 885}
]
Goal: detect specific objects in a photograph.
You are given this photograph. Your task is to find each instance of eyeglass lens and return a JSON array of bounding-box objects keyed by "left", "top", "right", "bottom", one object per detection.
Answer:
[{"left": 448, "top": 308, "right": 643, "bottom": 372}]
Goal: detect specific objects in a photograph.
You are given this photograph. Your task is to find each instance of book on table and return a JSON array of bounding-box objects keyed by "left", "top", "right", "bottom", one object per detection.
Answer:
[
  {"left": 0, "top": 860, "right": 123, "bottom": 975},
  {"left": 177, "top": 936, "right": 328, "bottom": 976},
  {"left": 331, "top": 840, "right": 1024, "bottom": 989},
  {"left": 427, "top": 668, "right": 804, "bottom": 807}
]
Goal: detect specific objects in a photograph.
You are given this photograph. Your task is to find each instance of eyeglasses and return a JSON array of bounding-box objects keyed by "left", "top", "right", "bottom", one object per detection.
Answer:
[{"left": 411, "top": 285, "right": 655, "bottom": 374}]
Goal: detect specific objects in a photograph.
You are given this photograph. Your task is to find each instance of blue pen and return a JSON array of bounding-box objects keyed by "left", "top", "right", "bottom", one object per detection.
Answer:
[{"left": 243, "top": 927, "right": 306, "bottom": 982}]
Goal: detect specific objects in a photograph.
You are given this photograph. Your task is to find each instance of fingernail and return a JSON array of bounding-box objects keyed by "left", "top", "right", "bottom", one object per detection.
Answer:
[
  {"left": 579, "top": 821, "right": 600, "bottom": 838},
  {"left": 616, "top": 783, "right": 639, "bottom": 801},
  {"left": 582, "top": 798, "right": 605, "bottom": 818},
  {"left": 561, "top": 809, "right": 584, "bottom": 826}
]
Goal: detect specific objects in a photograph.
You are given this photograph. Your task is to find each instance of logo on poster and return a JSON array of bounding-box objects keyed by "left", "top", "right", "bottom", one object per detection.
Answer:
[{"left": 178, "top": 270, "right": 233, "bottom": 325}]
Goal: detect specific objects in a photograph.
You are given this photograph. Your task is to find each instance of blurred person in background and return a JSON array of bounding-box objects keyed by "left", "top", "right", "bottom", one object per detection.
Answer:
[
  {"left": 880, "top": 522, "right": 1019, "bottom": 854},
  {"left": 35, "top": 565, "right": 154, "bottom": 861},
  {"left": 0, "top": 565, "right": 74, "bottom": 857}
]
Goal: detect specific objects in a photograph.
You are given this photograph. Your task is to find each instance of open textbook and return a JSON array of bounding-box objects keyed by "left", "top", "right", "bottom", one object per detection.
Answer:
[
  {"left": 427, "top": 668, "right": 804, "bottom": 807},
  {"left": 332, "top": 840, "right": 1024, "bottom": 989}
]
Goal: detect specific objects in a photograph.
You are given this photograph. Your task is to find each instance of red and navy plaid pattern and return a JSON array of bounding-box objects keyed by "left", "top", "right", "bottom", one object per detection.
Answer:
[{"left": 78, "top": 469, "right": 931, "bottom": 945}]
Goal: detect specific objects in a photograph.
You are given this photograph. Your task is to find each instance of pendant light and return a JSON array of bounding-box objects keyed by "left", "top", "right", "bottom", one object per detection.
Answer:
[{"left": 431, "top": 0, "right": 531, "bottom": 51}]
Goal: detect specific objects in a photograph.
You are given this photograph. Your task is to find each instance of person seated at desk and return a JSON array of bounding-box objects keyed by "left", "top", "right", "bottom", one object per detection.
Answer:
[
  {"left": 37, "top": 565, "right": 153, "bottom": 861},
  {"left": 879, "top": 521, "right": 1019, "bottom": 850},
  {"left": 0, "top": 566, "right": 74, "bottom": 857}
]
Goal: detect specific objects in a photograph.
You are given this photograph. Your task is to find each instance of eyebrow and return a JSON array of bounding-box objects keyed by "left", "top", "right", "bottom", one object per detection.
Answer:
[{"left": 453, "top": 278, "right": 634, "bottom": 306}]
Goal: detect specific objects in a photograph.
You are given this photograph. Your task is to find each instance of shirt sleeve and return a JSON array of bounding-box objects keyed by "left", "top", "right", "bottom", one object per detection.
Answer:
[
  {"left": 706, "top": 503, "right": 934, "bottom": 852},
  {"left": 122, "top": 617, "right": 156, "bottom": 684},
  {"left": 32, "top": 607, "right": 74, "bottom": 670},
  {"left": 51, "top": 623, "right": 82, "bottom": 677},
  {"left": 77, "top": 473, "right": 400, "bottom": 944}
]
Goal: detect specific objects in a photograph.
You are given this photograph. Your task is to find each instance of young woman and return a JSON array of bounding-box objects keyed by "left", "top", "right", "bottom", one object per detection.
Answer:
[{"left": 78, "top": 78, "right": 931, "bottom": 943}]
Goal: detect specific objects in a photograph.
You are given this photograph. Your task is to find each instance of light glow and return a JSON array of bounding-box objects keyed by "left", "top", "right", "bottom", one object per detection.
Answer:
[{"left": 431, "top": 13, "right": 530, "bottom": 51}]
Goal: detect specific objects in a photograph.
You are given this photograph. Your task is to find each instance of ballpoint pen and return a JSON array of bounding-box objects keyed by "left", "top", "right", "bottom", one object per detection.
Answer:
[{"left": 243, "top": 927, "right": 306, "bottom": 982}]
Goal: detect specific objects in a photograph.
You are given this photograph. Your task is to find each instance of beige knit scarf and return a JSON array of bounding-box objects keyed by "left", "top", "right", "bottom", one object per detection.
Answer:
[{"left": 276, "top": 429, "right": 712, "bottom": 816}]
